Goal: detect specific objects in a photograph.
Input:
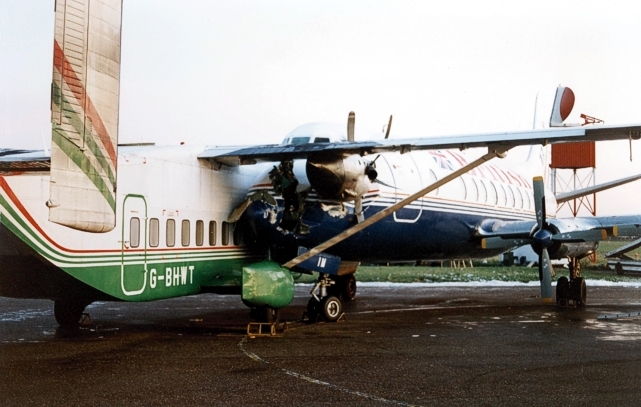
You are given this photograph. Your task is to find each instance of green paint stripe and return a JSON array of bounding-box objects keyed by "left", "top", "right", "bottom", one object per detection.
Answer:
[
  {"left": 51, "top": 84, "right": 116, "bottom": 212},
  {"left": 1, "top": 191, "right": 262, "bottom": 267},
  {"left": 52, "top": 128, "right": 116, "bottom": 212},
  {"left": 52, "top": 82, "right": 116, "bottom": 187}
]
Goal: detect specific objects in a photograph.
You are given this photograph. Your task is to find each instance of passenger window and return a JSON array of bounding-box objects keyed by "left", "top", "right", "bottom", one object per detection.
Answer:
[
  {"left": 208, "top": 221, "right": 217, "bottom": 246},
  {"left": 506, "top": 185, "right": 516, "bottom": 207},
  {"left": 440, "top": 177, "right": 466, "bottom": 201},
  {"left": 464, "top": 176, "right": 478, "bottom": 201},
  {"left": 478, "top": 179, "right": 488, "bottom": 203},
  {"left": 149, "top": 218, "right": 159, "bottom": 247},
  {"left": 166, "top": 219, "right": 175, "bottom": 247},
  {"left": 222, "top": 221, "right": 231, "bottom": 246},
  {"left": 497, "top": 184, "right": 507, "bottom": 206},
  {"left": 181, "top": 220, "right": 190, "bottom": 247},
  {"left": 487, "top": 181, "right": 498, "bottom": 205},
  {"left": 130, "top": 217, "right": 140, "bottom": 248},
  {"left": 525, "top": 189, "right": 533, "bottom": 210},
  {"left": 515, "top": 188, "right": 524, "bottom": 209},
  {"left": 196, "top": 220, "right": 204, "bottom": 246}
]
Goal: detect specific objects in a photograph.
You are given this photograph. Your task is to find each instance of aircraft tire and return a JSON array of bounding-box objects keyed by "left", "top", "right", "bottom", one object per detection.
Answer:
[
  {"left": 556, "top": 276, "right": 570, "bottom": 306},
  {"left": 54, "top": 299, "right": 86, "bottom": 326},
  {"left": 340, "top": 275, "right": 357, "bottom": 301},
  {"left": 327, "top": 275, "right": 357, "bottom": 301},
  {"left": 571, "top": 277, "right": 587, "bottom": 307},
  {"left": 616, "top": 262, "right": 625, "bottom": 276},
  {"left": 320, "top": 296, "right": 342, "bottom": 322},
  {"left": 307, "top": 298, "right": 320, "bottom": 322}
]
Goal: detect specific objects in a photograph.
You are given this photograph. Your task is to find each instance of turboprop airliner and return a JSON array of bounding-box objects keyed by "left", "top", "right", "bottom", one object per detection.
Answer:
[{"left": 2, "top": 0, "right": 641, "bottom": 326}]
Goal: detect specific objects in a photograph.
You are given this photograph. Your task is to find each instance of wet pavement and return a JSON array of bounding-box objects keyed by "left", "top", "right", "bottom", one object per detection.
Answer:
[{"left": 2, "top": 284, "right": 641, "bottom": 406}]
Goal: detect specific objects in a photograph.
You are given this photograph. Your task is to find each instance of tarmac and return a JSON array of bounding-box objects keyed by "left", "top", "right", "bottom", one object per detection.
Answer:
[{"left": 2, "top": 284, "right": 641, "bottom": 406}]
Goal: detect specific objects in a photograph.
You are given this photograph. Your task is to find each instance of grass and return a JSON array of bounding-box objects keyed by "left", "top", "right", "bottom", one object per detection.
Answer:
[{"left": 293, "top": 238, "right": 641, "bottom": 284}]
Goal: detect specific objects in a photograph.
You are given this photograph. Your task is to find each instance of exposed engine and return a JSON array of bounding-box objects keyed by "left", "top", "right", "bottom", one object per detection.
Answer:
[
  {"left": 305, "top": 154, "right": 377, "bottom": 201},
  {"left": 529, "top": 220, "right": 599, "bottom": 260}
]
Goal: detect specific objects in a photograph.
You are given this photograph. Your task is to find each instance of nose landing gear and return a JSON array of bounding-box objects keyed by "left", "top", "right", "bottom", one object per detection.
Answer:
[{"left": 305, "top": 273, "right": 348, "bottom": 322}]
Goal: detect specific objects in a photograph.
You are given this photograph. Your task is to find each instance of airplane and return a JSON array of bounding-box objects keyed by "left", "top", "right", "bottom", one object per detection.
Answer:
[{"left": 2, "top": 0, "right": 641, "bottom": 327}]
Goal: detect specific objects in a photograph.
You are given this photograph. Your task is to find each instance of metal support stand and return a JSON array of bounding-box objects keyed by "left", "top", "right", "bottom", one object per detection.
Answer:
[{"left": 247, "top": 320, "right": 288, "bottom": 337}]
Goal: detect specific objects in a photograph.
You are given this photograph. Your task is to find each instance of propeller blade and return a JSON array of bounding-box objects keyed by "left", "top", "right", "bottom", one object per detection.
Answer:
[
  {"left": 354, "top": 197, "right": 364, "bottom": 223},
  {"left": 481, "top": 237, "right": 530, "bottom": 250},
  {"left": 384, "top": 115, "right": 393, "bottom": 139},
  {"left": 539, "top": 248, "right": 553, "bottom": 303},
  {"left": 552, "top": 229, "right": 608, "bottom": 242},
  {"left": 347, "top": 111, "right": 355, "bottom": 142},
  {"left": 532, "top": 176, "right": 546, "bottom": 231},
  {"left": 613, "top": 224, "right": 641, "bottom": 238}
]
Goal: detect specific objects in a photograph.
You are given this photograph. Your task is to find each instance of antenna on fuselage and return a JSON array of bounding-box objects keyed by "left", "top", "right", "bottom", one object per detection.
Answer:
[{"left": 347, "top": 111, "right": 355, "bottom": 142}]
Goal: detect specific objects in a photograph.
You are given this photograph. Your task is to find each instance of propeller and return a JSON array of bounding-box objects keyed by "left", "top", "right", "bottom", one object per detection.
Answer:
[
  {"left": 532, "top": 176, "right": 553, "bottom": 303},
  {"left": 347, "top": 111, "right": 355, "bottom": 142},
  {"left": 384, "top": 115, "right": 393, "bottom": 139}
]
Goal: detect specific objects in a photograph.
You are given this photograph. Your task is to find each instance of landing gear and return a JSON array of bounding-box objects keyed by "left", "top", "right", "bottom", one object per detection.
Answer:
[
  {"left": 327, "top": 274, "right": 357, "bottom": 301},
  {"left": 555, "top": 258, "right": 587, "bottom": 308},
  {"left": 307, "top": 295, "right": 343, "bottom": 322},
  {"left": 54, "top": 299, "right": 89, "bottom": 326},
  {"left": 305, "top": 273, "right": 346, "bottom": 322}
]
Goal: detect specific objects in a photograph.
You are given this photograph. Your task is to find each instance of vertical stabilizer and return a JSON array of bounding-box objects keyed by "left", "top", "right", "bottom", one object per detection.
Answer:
[
  {"left": 549, "top": 86, "right": 575, "bottom": 127},
  {"left": 49, "top": 0, "right": 123, "bottom": 232}
]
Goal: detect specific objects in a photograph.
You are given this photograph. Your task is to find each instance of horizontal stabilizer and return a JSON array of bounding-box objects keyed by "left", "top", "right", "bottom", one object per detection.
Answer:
[{"left": 556, "top": 173, "right": 641, "bottom": 203}]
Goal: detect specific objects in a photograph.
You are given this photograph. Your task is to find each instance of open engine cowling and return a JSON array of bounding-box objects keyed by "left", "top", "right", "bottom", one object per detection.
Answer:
[{"left": 305, "top": 154, "right": 376, "bottom": 201}]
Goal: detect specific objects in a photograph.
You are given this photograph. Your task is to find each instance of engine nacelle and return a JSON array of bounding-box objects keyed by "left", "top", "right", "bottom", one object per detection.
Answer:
[
  {"left": 531, "top": 219, "right": 600, "bottom": 259},
  {"left": 306, "top": 154, "right": 376, "bottom": 201}
]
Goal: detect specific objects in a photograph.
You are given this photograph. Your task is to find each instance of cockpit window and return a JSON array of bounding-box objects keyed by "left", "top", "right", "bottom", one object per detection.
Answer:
[
  {"left": 313, "top": 137, "right": 330, "bottom": 143},
  {"left": 290, "top": 137, "right": 310, "bottom": 145}
]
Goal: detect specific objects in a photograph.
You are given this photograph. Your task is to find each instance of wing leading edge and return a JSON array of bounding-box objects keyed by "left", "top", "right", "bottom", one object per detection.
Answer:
[
  {"left": 478, "top": 215, "right": 641, "bottom": 252},
  {"left": 202, "top": 123, "right": 641, "bottom": 166}
]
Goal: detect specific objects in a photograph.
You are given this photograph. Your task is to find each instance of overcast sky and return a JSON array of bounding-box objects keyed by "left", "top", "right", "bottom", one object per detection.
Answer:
[{"left": 1, "top": 1, "right": 641, "bottom": 215}]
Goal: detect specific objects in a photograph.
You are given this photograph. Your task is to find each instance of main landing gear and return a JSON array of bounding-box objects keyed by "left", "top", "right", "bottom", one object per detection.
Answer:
[
  {"left": 54, "top": 299, "right": 91, "bottom": 327},
  {"left": 305, "top": 273, "right": 354, "bottom": 322},
  {"left": 555, "top": 257, "right": 587, "bottom": 307}
]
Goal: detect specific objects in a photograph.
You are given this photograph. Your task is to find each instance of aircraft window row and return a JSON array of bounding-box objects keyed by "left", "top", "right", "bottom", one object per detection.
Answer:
[
  {"left": 378, "top": 152, "right": 533, "bottom": 210},
  {"left": 130, "top": 218, "right": 237, "bottom": 249}
]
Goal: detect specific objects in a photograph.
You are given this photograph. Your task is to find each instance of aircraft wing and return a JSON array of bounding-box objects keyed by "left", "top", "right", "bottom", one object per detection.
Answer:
[
  {"left": 477, "top": 215, "right": 641, "bottom": 251},
  {"left": 0, "top": 149, "right": 50, "bottom": 172},
  {"left": 201, "top": 123, "right": 641, "bottom": 166}
]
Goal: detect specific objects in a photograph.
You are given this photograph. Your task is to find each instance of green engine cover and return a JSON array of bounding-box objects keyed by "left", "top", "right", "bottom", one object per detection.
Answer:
[{"left": 241, "top": 261, "right": 295, "bottom": 309}]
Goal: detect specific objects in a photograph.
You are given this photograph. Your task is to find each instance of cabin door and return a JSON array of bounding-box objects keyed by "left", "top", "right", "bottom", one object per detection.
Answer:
[
  {"left": 383, "top": 154, "right": 423, "bottom": 223},
  {"left": 120, "top": 194, "right": 148, "bottom": 296}
]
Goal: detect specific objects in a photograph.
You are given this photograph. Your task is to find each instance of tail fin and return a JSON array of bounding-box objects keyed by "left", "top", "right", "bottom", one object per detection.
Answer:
[
  {"left": 532, "top": 86, "right": 576, "bottom": 129},
  {"left": 526, "top": 86, "right": 576, "bottom": 184},
  {"left": 49, "top": 0, "right": 123, "bottom": 232}
]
